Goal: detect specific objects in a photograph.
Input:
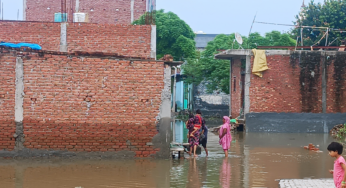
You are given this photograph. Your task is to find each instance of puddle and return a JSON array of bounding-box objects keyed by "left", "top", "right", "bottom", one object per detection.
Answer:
[{"left": 0, "top": 132, "right": 336, "bottom": 188}]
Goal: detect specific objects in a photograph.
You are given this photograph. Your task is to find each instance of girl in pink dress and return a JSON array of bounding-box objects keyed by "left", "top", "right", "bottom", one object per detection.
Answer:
[
  {"left": 219, "top": 116, "right": 232, "bottom": 157},
  {"left": 328, "top": 142, "right": 346, "bottom": 188}
]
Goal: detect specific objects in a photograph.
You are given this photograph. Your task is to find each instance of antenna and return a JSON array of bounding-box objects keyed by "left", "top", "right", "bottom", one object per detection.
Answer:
[
  {"left": 17, "top": 9, "right": 19, "bottom": 20},
  {"left": 235, "top": 32, "right": 244, "bottom": 49}
]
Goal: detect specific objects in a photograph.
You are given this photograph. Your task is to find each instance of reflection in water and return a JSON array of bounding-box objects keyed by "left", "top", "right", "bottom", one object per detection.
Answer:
[
  {"left": 219, "top": 158, "right": 231, "bottom": 188},
  {"left": 0, "top": 133, "right": 337, "bottom": 188}
]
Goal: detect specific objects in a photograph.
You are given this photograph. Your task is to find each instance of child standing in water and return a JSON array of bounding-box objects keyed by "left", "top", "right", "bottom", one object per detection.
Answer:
[
  {"left": 219, "top": 116, "right": 232, "bottom": 157},
  {"left": 328, "top": 142, "right": 346, "bottom": 188}
]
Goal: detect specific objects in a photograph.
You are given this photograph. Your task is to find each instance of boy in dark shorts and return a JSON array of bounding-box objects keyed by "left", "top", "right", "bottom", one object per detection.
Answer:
[{"left": 200, "top": 124, "right": 208, "bottom": 156}]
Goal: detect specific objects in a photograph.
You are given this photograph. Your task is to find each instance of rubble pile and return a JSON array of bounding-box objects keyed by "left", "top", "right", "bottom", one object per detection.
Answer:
[
  {"left": 330, "top": 124, "right": 345, "bottom": 136},
  {"left": 303, "top": 143, "right": 320, "bottom": 152}
]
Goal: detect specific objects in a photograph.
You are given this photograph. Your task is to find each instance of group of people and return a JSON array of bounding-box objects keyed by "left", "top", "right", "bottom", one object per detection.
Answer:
[
  {"left": 186, "top": 109, "right": 234, "bottom": 157},
  {"left": 186, "top": 109, "right": 208, "bottom": 157}
]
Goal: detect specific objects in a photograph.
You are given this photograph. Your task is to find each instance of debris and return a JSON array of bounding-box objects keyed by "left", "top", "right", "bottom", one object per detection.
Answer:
[
  {"left": 303, "top": 143, "right": 320, "bottom": 152},
  {"left": 330, "top": 124, "right": 344, "bottom": 135}
]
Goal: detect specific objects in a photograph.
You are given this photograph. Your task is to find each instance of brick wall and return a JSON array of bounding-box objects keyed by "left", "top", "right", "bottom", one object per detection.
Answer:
[
  {"left": 0, "top": 21, "right": 152, "bottom": 58},
  {"left": 326, "top": 53, "right": 346, "bottom": 113},
  {"left": 246, "top": 52, "right": 345, "bottom": 114},
  {"left": 231, "top": 59, "right": 242, "bottom": 118},
  {"left": 26, "top": 0, "right": 147, "bottom": 24},
  {"left": 66, "top": 23, "right": 151, "bottom": 56},
  {"left": 0, "top": 52, "right": 164, "bottom": 157},
  {"left": 0, "top": 22, "right": 61, "bottom": 51},
  {"left": 0, "top": 56, "right": 16, "bottom": 151}
]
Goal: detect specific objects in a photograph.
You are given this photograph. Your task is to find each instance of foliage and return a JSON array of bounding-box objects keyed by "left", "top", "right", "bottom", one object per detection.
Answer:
[
  {"left": 183, "top": 31, "right": 296, "bottom": 94},
  {"left": 133, "top": 9, "right": 196, "bottom": 60},
  {"left": 336, "top": 123, "right": 346, "bottom": 139},
  {"left": 292, "top": 0, "right": 346, "bottom": 46}
]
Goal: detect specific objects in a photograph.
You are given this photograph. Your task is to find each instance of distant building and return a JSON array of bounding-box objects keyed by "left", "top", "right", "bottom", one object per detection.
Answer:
[{"left": 195, "top": 34, "right": 219, "bottom": 50}]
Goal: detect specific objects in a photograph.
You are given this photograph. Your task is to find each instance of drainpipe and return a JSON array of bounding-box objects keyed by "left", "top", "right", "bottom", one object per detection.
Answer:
[{"left": 172, "top": 66, "right": 177, "bottom": 143}]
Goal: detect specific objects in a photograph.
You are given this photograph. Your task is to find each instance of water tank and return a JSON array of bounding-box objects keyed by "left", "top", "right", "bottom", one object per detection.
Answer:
[
  {"left": 73, "top": 13, "right": 89, "bottom": 23},
  {"left": 54, "top": 13, "right": 68, "bottom": 22}
]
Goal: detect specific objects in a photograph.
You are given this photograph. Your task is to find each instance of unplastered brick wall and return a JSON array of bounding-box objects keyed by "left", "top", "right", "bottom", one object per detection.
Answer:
[
  {"left": 248, "top": 52, "right": 346, "bottom": 114},
  {"left": 0, "top": 56, "right": 16, "bottom": 151},
  {"left": 26, "top": 0, "right": 147, "bottom": 24},
  {"left": 326, "top": 53, "right": 346, "bottom": 113},
  {"left": 0, "top": 52, "right": 164, "bottom": 157},
  {"left": 231, "top": 58, "right": 242, "bottom": 118},
  {"left": 0, "top": 22, "right": 61, "bottom": 51},
  {"left": 0, "top": 21, "right": 152, "bottom": 58},
  {"left": 67, "top": 23, "right": 151, "bottom": 56}
]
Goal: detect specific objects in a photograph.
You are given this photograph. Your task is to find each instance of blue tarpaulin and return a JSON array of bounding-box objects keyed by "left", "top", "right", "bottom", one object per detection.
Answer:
[{"left": 0, "top": 42, "right": 42, "bottom": 50}]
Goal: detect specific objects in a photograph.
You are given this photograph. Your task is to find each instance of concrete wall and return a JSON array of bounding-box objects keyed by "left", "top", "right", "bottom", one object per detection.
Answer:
[
  {"left": 25, "top": 0, "right": 147, "bottom": 24},
  {"left": 0, "top": 21, "right": 152, "bottom": 58},
  {"left": 194, "top": 81, "right": 229, "bottom": 118},
  {"left": 246, "top": 113, "right": 346, "bottom": 133},
  {"left": 0, "top": 50, "right": 171, "bottom": 158}
]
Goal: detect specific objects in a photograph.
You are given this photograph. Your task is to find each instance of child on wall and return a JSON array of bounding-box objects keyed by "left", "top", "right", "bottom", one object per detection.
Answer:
[{"left": 328, "top": 142, "right": 346, "bottom": 188}]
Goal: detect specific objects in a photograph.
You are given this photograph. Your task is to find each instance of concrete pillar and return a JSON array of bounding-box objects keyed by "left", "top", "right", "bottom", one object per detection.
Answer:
[
  {"left": 14, "top": 57, "right": 25, "bottom": 151},
  {"left": 244, "top": 55, "right": 251, "bottom": 116},
  {"left": 23, "top": 0, "right": 27, "bottom": 20},
  {"left": 152, "top": 64, "right": 172, "bottom": 158},
  {"left": 131, "top": 0, "right": 135, "bottom": 23},
  {"left": 229, "top": 59, "right": 232, "bottom": 117},
  {"left": 151, "top": 25, "right": 157, "bottom": 59},
  {"left": 60, "top": 23, "right": 67, "bottom": 52},
  {"left": 322, "top": 52, "right": 327, "bottom": 113},
  {"left": 75, "top": 0, "right": 80, "bottom": 12}
]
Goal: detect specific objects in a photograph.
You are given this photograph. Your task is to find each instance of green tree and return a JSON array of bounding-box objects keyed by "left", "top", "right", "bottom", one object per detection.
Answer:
[
  {"left": 133, "top": 10, "right": 196, "bottom": 60},
  {"left": 183, "top": 31, "right": 295, "bottom": 94},
  {"left": 293, "top": 0, "right": 346, "bottom": 46}
]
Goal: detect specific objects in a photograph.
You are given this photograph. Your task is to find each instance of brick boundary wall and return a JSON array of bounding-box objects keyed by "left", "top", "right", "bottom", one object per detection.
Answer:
[
  {"left": 0, "top": 21, "right": 153, "bottom": 58},
  {"left": 248, "top": 52, "right": 346, "bottom": 114},
  {"left": 0, "top": 50, "right": 172, "bottom": 158},
  {"left": 25, "top": 0, "right": 147, "bottom": 24}
]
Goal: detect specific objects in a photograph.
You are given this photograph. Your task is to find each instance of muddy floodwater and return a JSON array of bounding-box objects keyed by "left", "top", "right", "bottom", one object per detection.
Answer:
[{"left": 0, "top": 132, "right": 337, "bottom": 188}]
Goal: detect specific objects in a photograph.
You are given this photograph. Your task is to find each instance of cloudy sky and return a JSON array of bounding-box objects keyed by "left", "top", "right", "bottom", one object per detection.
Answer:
[{"left": 5, "top": 0, "right": 325, "bottom": 35}]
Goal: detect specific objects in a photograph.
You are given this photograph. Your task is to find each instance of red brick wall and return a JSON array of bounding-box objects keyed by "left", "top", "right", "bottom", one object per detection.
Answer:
[
  {"left": 26, "top": 0, "right": 147, "bottom": 24},
  {"left": 231, "top": 59, "right": 242, "bottom": 118},
  {"left": 249, "top": 53, "right": 323, "bottom": 113},
  {"left": 66, "top": 23, "right": 151, "bottom": 57},
  {"left": 245, "top": 52, "right": 346, "bottom": 114},
  {"left": 0, "top": 22, "right": 61, "bottom": 51},
  {"left": 0, "top": 55, "right": 16, "bottom": 151},
  {"left": 0, "top": 53, "right": 163, "bottom": 157},
  {"left": 326, "top": 53, "right": 346, "bottom": 113},
  {"left": 0, "top": 21, "right": 152, "bottom": 58}
]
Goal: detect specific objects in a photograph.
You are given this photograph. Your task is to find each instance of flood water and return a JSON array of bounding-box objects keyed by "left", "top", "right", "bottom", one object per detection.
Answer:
[{"left": 0, "top": 132, "right": 337, "bottom": 188}]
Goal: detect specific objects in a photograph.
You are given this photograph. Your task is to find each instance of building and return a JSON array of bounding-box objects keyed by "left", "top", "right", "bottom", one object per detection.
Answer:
[
  {"left": 215, "top": 49, "right": 346, "bottom": 132},
  {"left": 24, "top": 0, "right": 156, "bottom": 24}
]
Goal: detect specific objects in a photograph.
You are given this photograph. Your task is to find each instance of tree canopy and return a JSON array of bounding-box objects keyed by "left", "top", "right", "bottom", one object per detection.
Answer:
[
  {"left": 183, "top": 31, "right": 296, "bottom": 94},
  {"left": 133, "top": 9, "right": 196, "bottom": 60},
  {"left": 293, "top": 0, "right": 346, "bottom": 46}
]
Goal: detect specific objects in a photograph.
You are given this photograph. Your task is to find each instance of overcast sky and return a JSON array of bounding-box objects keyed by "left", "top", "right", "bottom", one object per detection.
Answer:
[{"left": 5, "top": 0, "right": 325, "bottom": 35}]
